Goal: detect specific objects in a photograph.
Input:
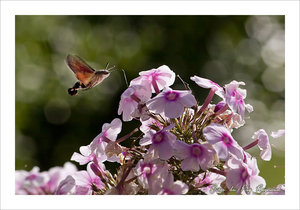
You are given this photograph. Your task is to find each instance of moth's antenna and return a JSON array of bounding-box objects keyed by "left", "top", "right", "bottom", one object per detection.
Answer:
[
  {"left": 121, "top": 69, "right": 129, "bottom": 87},
  {"left": 109, "top": 68, "right": 129, "bottom": 87},
  {"left": 177, "top": 75, "right": 191, "bottom": 91}
]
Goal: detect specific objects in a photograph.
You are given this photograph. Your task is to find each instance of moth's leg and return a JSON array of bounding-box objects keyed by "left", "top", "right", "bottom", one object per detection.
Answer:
[
  {"left": 80, "top": 83, "right": 86, "bottom": 88},
  {"left": 105, "top": 62, "right": 110, "bottom": 70},
  {"left": 107, "top": 65, "right": 115, "bottom": 71},
  {"left": 73, "top": 81, "right": 81, "bottom": 89}
]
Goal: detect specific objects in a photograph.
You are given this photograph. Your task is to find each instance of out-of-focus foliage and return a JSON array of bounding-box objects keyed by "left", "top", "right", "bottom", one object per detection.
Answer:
[{"left": 15, "top": 16, "right": 284, "bottom": 188}]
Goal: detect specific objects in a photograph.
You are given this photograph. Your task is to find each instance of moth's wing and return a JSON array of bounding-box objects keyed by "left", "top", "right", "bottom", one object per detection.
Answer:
[
  {"left": 66, "top": 54, "right": 95, "bottom": 86},
  {"left": 84, "top": 71, "right": 110, "bottom": 89}
]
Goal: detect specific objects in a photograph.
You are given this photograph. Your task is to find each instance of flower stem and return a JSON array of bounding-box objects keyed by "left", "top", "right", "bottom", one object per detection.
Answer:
[
  {"left": 152, "top": 79, "right": 160, "bottom": 95},
  {"left": 116, "top": 128, "right": 139, "bottom": 144},
  {"left": 116, "top": 164, "right": 133, "bottom": 194},
  {"left": 131, "top": 94, "right": 141, "bottom": 103},
  {"left": 192, "top": 124, "right": 198, "bottom": 143},
  {"left": 243, "top": 139, "right": 259, "bottom": 151},
  {"left": 196, "top": 88, "right": 216, "bottom": 117},
  {"left": 208, "top": 168, "right": 226, "bottom": 176}
]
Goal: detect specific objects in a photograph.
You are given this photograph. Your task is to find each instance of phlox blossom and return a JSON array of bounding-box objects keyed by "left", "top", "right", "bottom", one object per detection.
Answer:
[
  {"left": 139, "top": 124, "right": 177, "bottom": 160},
  {"left": 173, "top": 141, "right": 217, "bottom": 171},
  {"left": 133, "top": 152, "right": 168, "bottom": 190},
  {"left": 55, "top": 175, "right": 75, "bottom": 195},
  {"left": 223, "top": 80, "right": 253, "bottom": 119},
  {"left": 15, "top": 166, "right": 44, "bottom": 195},
  {"left": 190, "top": 75, "right": 224, "bottom": 98},
  {"left": 15, "top": 162, "right": 77, "bottom": 195},
  {"left": 139, "top": 117, "right": 163, "bottom": 134},
  {"left": 118, "top": 83, "right": 152, "bottom": 121},
  {"left": 130, "top": 65, "right": 175, "bottom": 94},
  {"left": 149, "top": 172, "right": 189, "bottom": 195},
  {"left": 89, "top": 118, "right": 122, "bottom": 162},
  {"left": 146, "top": 87, "right": 197, "bottom": 118},
  {"left": 226, "top": 154, "right": 266, "bottom": 194},
  {"left": 193, "top": 172, "right": 226, "bottom": 195},
  {"left": 203, "top": 123, "right": 244, "bottom": 160},
  {"left": 73, "top": 162, "right": 105, "bottom": 195},
  {"left": 252, "top": 129, "right": 271, "bottom": 161},
  {"left": 71, "top": 145, "right": 102, "bottom": 165},
  {"left": 40, "top": 162, "right": 77, "bottom": 194}
]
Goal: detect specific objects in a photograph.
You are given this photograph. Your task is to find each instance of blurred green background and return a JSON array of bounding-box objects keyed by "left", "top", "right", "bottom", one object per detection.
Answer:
[{"left": 15, "top": 15, "right": 285, "bottom": 188}]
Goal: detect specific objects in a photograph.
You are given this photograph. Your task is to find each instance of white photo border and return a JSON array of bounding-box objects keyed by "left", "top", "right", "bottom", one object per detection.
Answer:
[{"left": 1, "top": 0, "right": 299, "bottom": 209}]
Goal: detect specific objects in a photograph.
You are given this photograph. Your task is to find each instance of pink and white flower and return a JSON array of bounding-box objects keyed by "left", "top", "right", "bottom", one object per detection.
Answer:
[
  {"left": 55, "top": 175, "right": 75, "bottom": 195},
  {"left": 190, "top": 75, "right": 224, "bottom": 98},
  {"left": 133, "top": 153, "right": 168, "bottom": 190},
  {"left": 15, "top": 162, "right": 77, "bottom": 195},
  {"left": 139, "top": 117, "right": 163, "bottom": 134},
  {"left": 105, "top": 169, "right": 139, "bottom": 195},
  {"left": 271, "top": 129, "right": 285, "bottom": 138},
  {"left": 41, "top": 162, "right": 77, "bottom": 194},
  {"left": 15, "top": 166, "right": 45, "bottom": 195},
  {"left": 130, "top": 65, "right": 176, "bottom": 94},
  {"left": 139, "top": 124, "right": 177, "bottom": 160},
  {"left": 73, "top": 162, "right": 105, "bottom": 195},
  {"left": 71, "top": 145, "right": 103, "bottom": 165},
  {"left": 89, "top": 118, "right": 122, "bottom": 162},
  {"left": 203, "top": 123, "right": 244, "bottom": 160},
  {"left": 146, "top": 87, "right": 197, "bottom": 119},
  {"left": 223, "top": 80, "right": 253, "bottom": 119},
  {"left": 225, "top": 155, "right": 266, "bottom": 194},
  {"left": 149, "top": 172, "right": 189, "bottom": 195},
  {"left": 252, "top": 129, "right": 271, "bottom": 161},
  {"left": 173, "top": 141, "right": 216, "bottom": 171},
  {"left": 118, "top": 83, "right": 152, "bottom": 121},
  {"left": 193, "top": 172, "right": 226, "bottom": 195}
]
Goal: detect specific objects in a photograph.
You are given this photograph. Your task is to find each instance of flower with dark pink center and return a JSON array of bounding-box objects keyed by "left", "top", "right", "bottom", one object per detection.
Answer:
[
  {"left": 174, "top": 141, "right": 216, "bottom": 171},
  {"left": 203, "top": 123, "right": 244, "bottom": 160},
  {"left": 225, "top": 154, "right": 266, "bottom": 194},
  {"left": 139, "top": 124, "right": 177, "bottom": 160},
  {"left": 133, "top": 154, "right": 168, "bottom": 190},
  {"left": 146, "top": 87, "right": 197, "bottom": 118}
]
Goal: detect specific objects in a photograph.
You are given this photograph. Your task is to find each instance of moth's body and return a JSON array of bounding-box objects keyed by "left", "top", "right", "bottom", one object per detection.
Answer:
[
  {"left": 66, "top": 54, "right": 113, "bottom": 96},
  {"left": 79, "top": 70, "right": 110, "bottom": 89}
]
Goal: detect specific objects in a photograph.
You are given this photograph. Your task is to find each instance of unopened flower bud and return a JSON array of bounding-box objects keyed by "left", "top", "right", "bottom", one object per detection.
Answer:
[{"left": 214, "top": 101, "right": 227, "bottom": 113}]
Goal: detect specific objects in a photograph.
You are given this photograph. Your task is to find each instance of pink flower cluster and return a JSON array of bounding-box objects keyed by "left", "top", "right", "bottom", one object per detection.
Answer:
[{"left": 15, "top": 66, "right": 285, "bottom": 195}]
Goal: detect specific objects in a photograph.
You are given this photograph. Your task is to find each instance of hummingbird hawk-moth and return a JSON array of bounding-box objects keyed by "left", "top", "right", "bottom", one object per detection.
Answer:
[{"left": 66, "top": 54, "right": 115, "bottom": 96}]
